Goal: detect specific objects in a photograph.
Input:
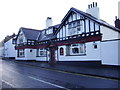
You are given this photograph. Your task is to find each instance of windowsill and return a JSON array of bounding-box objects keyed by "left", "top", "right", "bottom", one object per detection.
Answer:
[
  {"left": 36, "top": 56, "right": 46, "bottom": 57},
  {"left": 66, "top": 54, "right": 86, "bottom": 56},
  {"left": 60, "top": 55, "right": 64, "bottom": 56},
  {"left": 17, "top": 56, "right": 25, "bottom": 58}
]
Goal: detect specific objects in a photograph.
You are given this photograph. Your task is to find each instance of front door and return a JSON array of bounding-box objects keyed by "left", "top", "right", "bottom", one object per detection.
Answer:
[{"left": 49, "top": 47, "right": 56, "bottom": 65}]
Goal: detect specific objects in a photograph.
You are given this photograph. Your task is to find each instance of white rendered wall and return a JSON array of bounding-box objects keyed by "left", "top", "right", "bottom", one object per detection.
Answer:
[
  {"left": 0, "top": 47, "right": 3, "bottom": 57},
  {"left": 101, "top": 26, "right": 120, "bottom": 41},
  {"left": 4, "top": 39, "right": 16, "bottom": 58},
  {"left": 36, "top": 56, "right": 47, "bottom": 61},
  {"left": 25, "top": 49, "right": 36, "bottom": 60},
  {"left": 57, "top": 41, "right": 101, "bottom": 61},
  {"left": 101, "top": 40, "right": 119, "bottom": 65},
  {"left": 16, "top": 49, "right": 36, "bottom": 60}
]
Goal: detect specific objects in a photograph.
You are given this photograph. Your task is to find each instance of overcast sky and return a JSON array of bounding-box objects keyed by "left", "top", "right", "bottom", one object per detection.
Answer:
[{"left": 0, "top": 0, "right": 119, "bottom": 41}]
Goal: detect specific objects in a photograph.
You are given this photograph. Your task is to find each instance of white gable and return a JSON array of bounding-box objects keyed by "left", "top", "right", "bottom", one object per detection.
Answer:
[
  {"left": 57, "top": 11, "right": 100, "bottom": 39},
  {"left": 17, "top": 30, "right": 27, "bottom": 44}
]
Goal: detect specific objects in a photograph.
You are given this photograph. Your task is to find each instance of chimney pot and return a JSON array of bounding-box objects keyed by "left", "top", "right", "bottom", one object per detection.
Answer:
[
  {"left": 115, "top": 16, "right": 117, "bottom": 20},
  {"left": 88, "top": 5, "right": 90, "bottom": 9},
  {"left": 95, "top": 2, "right": 97, "bottom": 7},
  {"left": 91, "top": 4, "right": 92, "bottom": 8},
  {"left": 47, "top": 17, "right": 51, "bottom": 19},
  {"left": 86, "top": 2, "right": 100, "bottom": 19},
  {"left": 93, "top": 2, "right": 94, "bottom": 7}
]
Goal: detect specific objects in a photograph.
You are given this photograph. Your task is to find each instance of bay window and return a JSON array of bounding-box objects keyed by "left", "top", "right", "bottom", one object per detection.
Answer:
[{"left": 66, "top": 43, "right": 85, "bottom": 55}]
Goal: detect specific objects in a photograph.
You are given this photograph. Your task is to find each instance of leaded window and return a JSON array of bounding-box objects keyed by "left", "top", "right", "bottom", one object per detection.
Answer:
[
  {"left": 36, "top": 48, "right": 46, "bottom": 57},
  {"left": 17, "top": 49, "right": 24, "bottom": 57},
  {"left": 68, "top": 21, "right": 83, "bottom": 35},
  {"left": 66, "top": 43, "right": 85, "bottom": 55}
]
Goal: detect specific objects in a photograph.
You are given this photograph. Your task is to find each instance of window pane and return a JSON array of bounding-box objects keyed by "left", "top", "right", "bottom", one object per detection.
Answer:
[
  {"left": 60, "top": 48, "right": 64, "bottom": 55},
  {"left": 69, "top": 44, "right": 85, "bottom": 55},
  {"left": 77, "top": 21, "right": 80, "bottom": 26},
  {"left": 80, "top": 44, "right": 84, "bottom": 53},
  {"left": 72, "top": 48, "right": 79, "bottom": 53},
  {"left": 38, "top": 48, "right": 46, "bottom": 56},
  {"left": 73, "top": 22, "right": 76, "bottom": 27},
  {"left": 66, "top": 45, "right": 70, "bottom": 55},
  {"left": 68, "top": 23, "right": 72, "bottom": 29},
  {"left": 18, "top": 49, "right": 24, "bottom": 57}
]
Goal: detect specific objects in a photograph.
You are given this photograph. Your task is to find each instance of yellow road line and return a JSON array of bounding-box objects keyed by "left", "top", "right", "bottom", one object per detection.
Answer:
[
  {"left": 6, "top": 60, "right": 119, "bottom": 81},
  {"left": 17, "top": 62, "right": 119, "bottom": 81}
]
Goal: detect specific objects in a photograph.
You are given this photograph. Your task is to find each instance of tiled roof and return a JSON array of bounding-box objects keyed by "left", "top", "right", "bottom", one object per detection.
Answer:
[
  {"left": 4, "top": 34, "right": 16, "bottom": 43},
  {"left": 18, "top": 7, "right": 120, "bottom": 42},
  {"left": 72, "top": 7, "right": 120, "bottom": 32},
  {"left": 21, "top": 27, "right": 42, "bottom": 40},
  {"left": 38, "top": 33, "right": 56, "bottom": 41},
  {"left": 56, "top": 7, "right": 120, "bottom": 34},
  {"left": 19, "top": 24, "right": 59, "bottom": 42}
]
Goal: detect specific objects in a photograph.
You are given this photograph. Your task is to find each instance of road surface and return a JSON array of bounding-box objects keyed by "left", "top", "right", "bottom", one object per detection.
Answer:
[{"left": 0, "top": 59, "right": 119, "bottom": 89}]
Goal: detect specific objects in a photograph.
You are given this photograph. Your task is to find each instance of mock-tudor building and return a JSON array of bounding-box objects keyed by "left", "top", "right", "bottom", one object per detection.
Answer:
[{"left": 15, "top": 2, "right": 120, "bottom": 66}]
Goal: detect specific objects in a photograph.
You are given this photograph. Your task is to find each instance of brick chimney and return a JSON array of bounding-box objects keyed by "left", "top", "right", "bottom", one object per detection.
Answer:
[{"left": 86, "top": 2, "right": 100, "bottom": 19}]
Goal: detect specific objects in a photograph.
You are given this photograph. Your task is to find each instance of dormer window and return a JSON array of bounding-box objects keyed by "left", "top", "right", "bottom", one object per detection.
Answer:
[{"left": 46, "top": 28, "right": 53, "bottom": 34}]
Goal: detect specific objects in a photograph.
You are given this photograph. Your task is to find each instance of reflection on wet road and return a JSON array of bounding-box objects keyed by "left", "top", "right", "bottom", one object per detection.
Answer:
[{"left": 1, "top": 59, "right": 119, "bottom": 89}]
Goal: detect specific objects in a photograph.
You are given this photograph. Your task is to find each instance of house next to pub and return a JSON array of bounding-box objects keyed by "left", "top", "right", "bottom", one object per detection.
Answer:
[
  {"left": 4, "top": 2, "right": 120, "bottom": 66},
  {"left": 3, "top": 34, "right": 16, "bottom": 59}
]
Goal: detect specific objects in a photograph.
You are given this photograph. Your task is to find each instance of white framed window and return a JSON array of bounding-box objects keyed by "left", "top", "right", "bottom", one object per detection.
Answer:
[
  {"left": 66, "top": 43, "right": 85, "bottom": 55},
  {"left": 17, "top": 49, "right": 24, "bottom": 57},
  {"left": 37, "top": 48, "right": 46, "bottom": 57},
  {"left": 46, "top": 28, "right": 53, "bottom": 34},
  {"left": 68, "top": 21, "right": 83, "bottom": 36},
  {"left": 19, "top": 38, "right": 23, "bottom": 44}
]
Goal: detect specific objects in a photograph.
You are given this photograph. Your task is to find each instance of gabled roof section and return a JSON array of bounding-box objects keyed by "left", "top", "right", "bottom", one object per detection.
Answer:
[
  {"left": 20, "top": 27, "right": 42, "bottom": 41},
  {"left": 56, "top": 7, "right": 120, "bottom": 34},
  {"left": 4, "top": 34, "right": 16, "bottom": 43},
  {"left": 16, "top": 24, "right": 60, "bottom": 42},
  {"left": 37, "top": 24, "right": 60, "bottom": 41}
]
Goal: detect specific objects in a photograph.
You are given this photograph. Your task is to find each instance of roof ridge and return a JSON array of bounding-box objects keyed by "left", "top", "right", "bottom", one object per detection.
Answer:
[{"left": 21, "top": 27, "right": 43, "bottom": 32}]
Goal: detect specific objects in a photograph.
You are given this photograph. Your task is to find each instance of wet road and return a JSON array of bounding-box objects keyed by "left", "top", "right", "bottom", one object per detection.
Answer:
[{"left": 0, "top": 59, "right": 119, "bottom": 89}]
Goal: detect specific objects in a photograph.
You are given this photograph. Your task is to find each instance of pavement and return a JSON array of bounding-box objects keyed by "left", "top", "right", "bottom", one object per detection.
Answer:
[{"left": 12, "top": 60, "right": 120, "bottom": 80}]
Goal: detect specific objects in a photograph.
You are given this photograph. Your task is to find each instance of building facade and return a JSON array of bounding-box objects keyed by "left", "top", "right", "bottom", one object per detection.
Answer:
[
  {"left": 15, "top": 2, "right": 120, "bottom": 66},
  {"left": 3, "top": 34, "right": 16, "bottom": 59},
  {"left": 0, "top": 40, "right": 4, "bottom": 58}
]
